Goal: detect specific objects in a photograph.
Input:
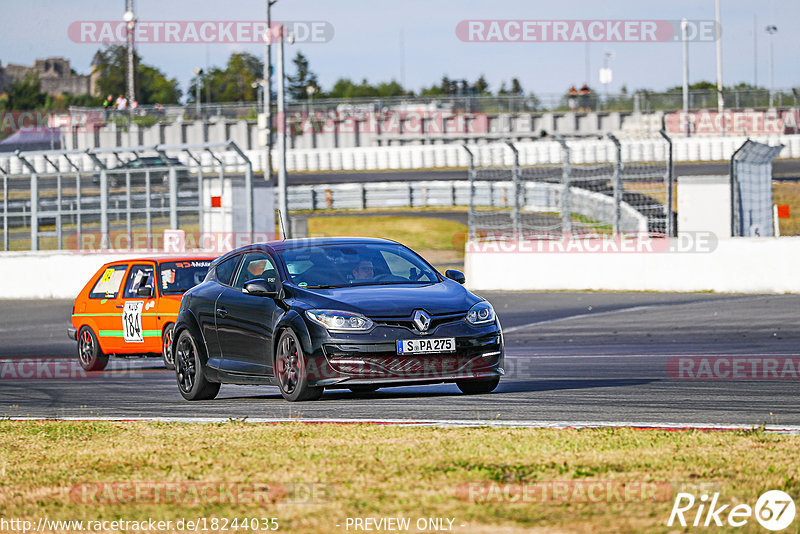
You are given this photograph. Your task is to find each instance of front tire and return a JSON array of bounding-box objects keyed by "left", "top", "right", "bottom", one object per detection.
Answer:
[
  {"left": 456, "top": 377, "right": 500, "bottom": 395},
  {"left": 175, "top": 329, "right": 220, "bottom": 401},
  {"left": 274, "top": 329, "right": 323, "bottom": 402},
  {"left": 77, "top": 326, "right": 108, "bottom": 371},
  {"left": 161, "top": 324, "right": 175, "bottom": 370}
]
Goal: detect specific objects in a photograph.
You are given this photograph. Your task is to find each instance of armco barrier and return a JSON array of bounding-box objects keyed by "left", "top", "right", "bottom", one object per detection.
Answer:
[{"left": 464, "top": 237, "right": 800, "bottom": 293}]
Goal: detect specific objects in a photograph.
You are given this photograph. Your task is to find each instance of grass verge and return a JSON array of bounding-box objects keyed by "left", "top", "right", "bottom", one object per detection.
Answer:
[
  {"left": 308, "top": 215, "right": 467, "bottom": 268},
  {"left": 0, "top": 422, "right": 797, "bottom": 533}
]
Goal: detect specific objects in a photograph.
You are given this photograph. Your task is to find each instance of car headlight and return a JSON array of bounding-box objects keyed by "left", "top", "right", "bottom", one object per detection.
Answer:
[
  {"left": 306, "top": 310, "right": 374, "bottom": 332},
  {"left": 466, "top": 301, "right": 495, "bottom": 325}
]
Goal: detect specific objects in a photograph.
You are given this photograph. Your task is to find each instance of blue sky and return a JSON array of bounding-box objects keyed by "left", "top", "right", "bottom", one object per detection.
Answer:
[{"left": 2, "top": 0, "right": 797, "bottom": 99}]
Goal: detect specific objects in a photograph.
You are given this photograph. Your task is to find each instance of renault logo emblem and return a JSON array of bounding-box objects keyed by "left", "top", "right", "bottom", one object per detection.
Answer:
[{"left": 412, "top": 310, "right": 431, "bottom": 332}]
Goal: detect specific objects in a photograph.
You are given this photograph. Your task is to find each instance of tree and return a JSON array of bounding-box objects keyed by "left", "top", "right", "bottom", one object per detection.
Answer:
[
  {"left": 188, "top": 52, "right": 263, "bottom": 103},
  {"left": 7, "top": 73, "right": 46, "bottom": 110},
  {"left": 323, "top": 77, "right": 406, "bottom": 99},
  {"left": 474, "top": 75, "right": 490, "bottom": 95},
  {"left": 420, "top": 76, "right": 451, "bottom": 96},
  {"left": 510, "top": 78, "right": 523, "bottom": 96},
  {"left": 287, "top": 52, "right": 320, "bottom": 100},
  {"left": 92, "top": 46, "right": 181, "bottom": 104}
]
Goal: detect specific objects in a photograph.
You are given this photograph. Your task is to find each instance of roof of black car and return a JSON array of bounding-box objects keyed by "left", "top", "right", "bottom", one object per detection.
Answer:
[{"left": 212, "top": 237, "right": 401, "bottom": 264}]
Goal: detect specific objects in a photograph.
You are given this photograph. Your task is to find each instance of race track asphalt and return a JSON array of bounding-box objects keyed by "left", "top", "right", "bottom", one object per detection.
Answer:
[{"left": 1, "top": 291, "right": 798, "bottom": 428}]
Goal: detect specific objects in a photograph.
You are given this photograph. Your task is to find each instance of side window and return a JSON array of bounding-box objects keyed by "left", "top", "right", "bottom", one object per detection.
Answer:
[
  {"left": 214, "top": 255, "right": 241, "bottom": 286},
  {"left": 123, "top": 265, "right": 155, "bottom": 298},
  {"left": 233, "top": 252, "right": 277, "bottom": 291},
  {"left": 89, "top": 264, "right": 128, "bottom": 299}
]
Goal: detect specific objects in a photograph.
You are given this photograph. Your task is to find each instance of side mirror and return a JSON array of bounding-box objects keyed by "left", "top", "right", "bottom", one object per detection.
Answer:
[
  {"left": 445, "top": 269, "right": 466, "bottom": 284},
  {"left": 137, "top": 285, "right": 153, "bottom": 297},
  {"left": 243, "top": 278, "right": 278, "bottom": 298}
]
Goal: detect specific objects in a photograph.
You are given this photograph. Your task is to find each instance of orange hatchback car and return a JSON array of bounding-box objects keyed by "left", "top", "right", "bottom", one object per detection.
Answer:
[{"left": 69, "top": 257, "right": 215, "bottom": 371}]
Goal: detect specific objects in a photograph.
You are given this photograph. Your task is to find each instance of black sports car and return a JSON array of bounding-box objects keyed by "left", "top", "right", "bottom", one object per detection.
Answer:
[{"left": 172, "top": 237, "right": 504, "bottom": 402}]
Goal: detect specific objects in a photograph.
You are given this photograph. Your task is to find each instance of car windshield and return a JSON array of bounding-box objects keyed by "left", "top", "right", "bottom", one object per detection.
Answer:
[
  {"left": 158, "top": 260, "right": 212, "bottom": 294},
  {"left": 278, "top": 243, "right": 440, "bottom": 288}
]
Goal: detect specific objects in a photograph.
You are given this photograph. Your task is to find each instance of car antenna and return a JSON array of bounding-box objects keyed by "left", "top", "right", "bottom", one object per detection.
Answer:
[{"left": 276, "top": 209, "right": 287, "bottom": 241}]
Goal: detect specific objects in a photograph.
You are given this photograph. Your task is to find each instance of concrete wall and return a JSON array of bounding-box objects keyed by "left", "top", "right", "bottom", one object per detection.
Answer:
[
  {"left": 4, "top": 237, "right": 800, "bottom": 299},
  {"left": 63, "top": 111, "right": 667, "bottom": 151},
  {"left": 0, "top": 252, "right": 138, "bottom": 299},
  {"left": 464, "top": 237, "right": 800, "bottom": 293}
]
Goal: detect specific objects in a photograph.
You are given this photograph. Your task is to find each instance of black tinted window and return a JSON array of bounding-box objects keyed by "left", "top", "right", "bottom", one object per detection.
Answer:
[
  {"left": 233, "top": 252, "right": 277, "bottom": 291},
  {"left": 279, "top": 243, "right": 439, "bottom": 288},
  {"left": 214, "top": 255, "right": 240, "bottom": 286}
]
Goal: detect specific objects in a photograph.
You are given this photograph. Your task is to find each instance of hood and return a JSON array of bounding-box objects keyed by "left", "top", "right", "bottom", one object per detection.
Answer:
[{"left": 290, "top": 280, "right": 480, "bottom": 317}]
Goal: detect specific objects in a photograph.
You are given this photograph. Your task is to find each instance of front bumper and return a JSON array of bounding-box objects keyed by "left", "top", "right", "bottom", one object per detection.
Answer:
[
  {"left": 303, "top": 321, "right": 504, "bottom": 387},
  {"left": 67, "top": 327, "right": 77, "bottom": 341}
]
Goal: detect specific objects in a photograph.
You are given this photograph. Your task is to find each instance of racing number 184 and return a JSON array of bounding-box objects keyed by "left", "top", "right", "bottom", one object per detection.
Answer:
[{"left": 122, "top": 301, "right": 144, "bottom": 343}]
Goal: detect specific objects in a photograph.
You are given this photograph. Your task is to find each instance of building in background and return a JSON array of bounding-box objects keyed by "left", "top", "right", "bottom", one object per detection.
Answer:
[{"left": 0, "top": 57, "right": 97, "bottom": 97}]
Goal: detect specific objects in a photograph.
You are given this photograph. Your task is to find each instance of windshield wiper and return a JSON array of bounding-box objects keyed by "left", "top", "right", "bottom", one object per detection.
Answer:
[
  {"left": 301, "top": 284, "right": 341, "bottom": 289},
  {"left": 349, "top": 281, "right": 431, "bottom": 287}
]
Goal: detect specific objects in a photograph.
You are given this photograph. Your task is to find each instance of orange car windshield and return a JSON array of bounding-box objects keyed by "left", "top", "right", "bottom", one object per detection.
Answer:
[{"left": 158, "top": 260, "right": 212, "bottom": 295}]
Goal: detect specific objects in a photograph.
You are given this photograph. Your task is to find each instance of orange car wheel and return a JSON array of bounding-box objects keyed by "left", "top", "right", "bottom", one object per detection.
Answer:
[{"left": 77, "top": 326, "right": 109, "bottom": 371}]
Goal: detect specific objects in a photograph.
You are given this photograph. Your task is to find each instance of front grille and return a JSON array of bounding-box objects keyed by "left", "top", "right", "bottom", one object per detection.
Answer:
[
  {"left": 322, "top": 335, "right": 500, "bottom": 380},
  {"left": 373, "top": 312, "right": 466, "bottom": 332}
]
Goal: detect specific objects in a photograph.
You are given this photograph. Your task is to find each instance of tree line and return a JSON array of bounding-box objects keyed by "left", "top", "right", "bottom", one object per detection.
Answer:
[
  {"left": 0, "top": 45, "right": 789, "bottom": 112},
  {"left": 0, "top": 46, "right": 526, "bottom": 110}
]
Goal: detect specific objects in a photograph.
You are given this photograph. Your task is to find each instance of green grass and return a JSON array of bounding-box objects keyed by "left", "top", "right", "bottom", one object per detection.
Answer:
[
  {"left": 0, "top": 422, "right": 797, "bottom": 533},
  {"left": 308, "top": 215, "right": 467, "bottom": 267}
]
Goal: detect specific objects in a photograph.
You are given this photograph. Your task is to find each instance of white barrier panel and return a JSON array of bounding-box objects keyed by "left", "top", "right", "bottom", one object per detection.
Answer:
[
  {"left": 0, "top": 252, "right": 139, "bottom": 299},
  {"left": 465, "top": 237, "right": 800, "bottom": 294}
]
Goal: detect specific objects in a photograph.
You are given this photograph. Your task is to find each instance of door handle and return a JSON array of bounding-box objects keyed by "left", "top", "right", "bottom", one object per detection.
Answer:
[
  {"left": 216, "top": 308, "right": 228, "bottom": 318},
  {"left": 116, "top": 305, "right": 124, "bottom": 309}
]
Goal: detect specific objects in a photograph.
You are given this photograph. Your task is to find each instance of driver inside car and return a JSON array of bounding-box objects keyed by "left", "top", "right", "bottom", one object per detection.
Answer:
[
  {"left": 246, "top": 259, "right": 268, "bottom": 279},
  {"left": 351, "top": 260, "right": 374, "bottom": 281}
]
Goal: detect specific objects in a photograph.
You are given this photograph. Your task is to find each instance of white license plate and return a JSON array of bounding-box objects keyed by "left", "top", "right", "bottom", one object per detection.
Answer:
[{"left": 397, "top": 338, "right": 456, "bottom": 354}]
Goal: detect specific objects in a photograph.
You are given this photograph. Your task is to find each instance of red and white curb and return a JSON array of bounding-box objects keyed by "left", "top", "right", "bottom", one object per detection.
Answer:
[{"left": 3, "top": 416, "right": 799, "bottom": 434}]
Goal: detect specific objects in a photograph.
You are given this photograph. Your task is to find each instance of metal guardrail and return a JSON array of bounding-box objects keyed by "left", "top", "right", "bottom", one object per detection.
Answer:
[
  {"left": 0, "top": 142, "right": 253, "bottom": 251},
  {"left": 466, "top": 134, "right": 675, "bottom": 240}
]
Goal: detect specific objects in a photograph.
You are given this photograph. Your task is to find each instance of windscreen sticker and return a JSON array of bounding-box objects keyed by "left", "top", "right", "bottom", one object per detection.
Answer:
[
  {"left": 122, "top": 301, "right": 144, "bottom": 343},
  {"left": 162, "top": 269, "right": 175, "bottom": 289}
]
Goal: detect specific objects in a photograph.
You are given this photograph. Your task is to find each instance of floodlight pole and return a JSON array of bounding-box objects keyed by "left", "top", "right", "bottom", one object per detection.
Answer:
[
  {"left": 681, "top": 19, "right": 690, "bottom": 137},
  {"left": 264, "top": 0, "right": 277, "bottom": 180},
  {"left": 277, "top": 24, "right": 291, "bottom": 238},
  {"left": 715, "top": 0, "right": 724, "bottom": 134}
]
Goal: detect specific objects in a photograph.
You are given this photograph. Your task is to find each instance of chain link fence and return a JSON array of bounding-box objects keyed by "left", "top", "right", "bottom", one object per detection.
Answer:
[
  {"left": 0, "top": 142, "right": 253, "bottom": 251},
  {"left": 730, "top": 140, "right": 784, "bottom": 237},
  {"left": 467, "top": 133, "right": 675, "bottom": 240}
]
